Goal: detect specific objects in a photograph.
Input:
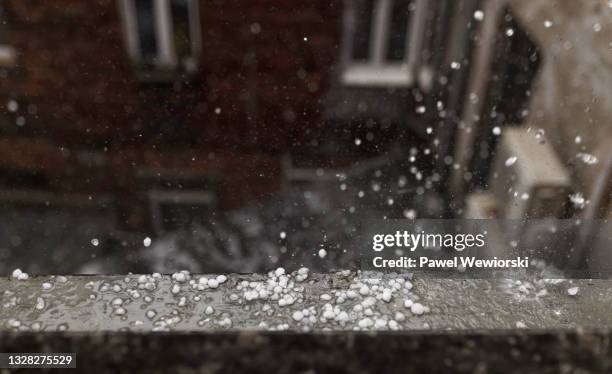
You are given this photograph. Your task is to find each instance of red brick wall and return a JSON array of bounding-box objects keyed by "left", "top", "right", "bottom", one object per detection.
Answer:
[{"left": 0, "top": 0, "right": 342, "bottom": 223}]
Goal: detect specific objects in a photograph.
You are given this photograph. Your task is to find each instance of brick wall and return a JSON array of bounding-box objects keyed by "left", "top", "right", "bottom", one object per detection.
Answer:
[{"left": 0, "top": 0, "right": 342, "bottom": 226}]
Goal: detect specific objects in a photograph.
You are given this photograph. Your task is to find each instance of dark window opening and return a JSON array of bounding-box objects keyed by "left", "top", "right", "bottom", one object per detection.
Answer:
[
  {"left": 134, "top": 0, "right": 158, "bottom": 62},
  {"left": 386, "top": 0, "right": 412, "bottom": 61},
  {"left": 170, "top": 0, "right": 192, "bottom": 62},
  {"left": 350, "top": 0, "right": 375, "bottom": 61}
]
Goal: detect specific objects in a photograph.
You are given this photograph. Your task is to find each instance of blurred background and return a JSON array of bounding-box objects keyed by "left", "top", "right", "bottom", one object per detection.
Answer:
[{"left": 0, "top": 0, "right": 610, "bottom": 274}]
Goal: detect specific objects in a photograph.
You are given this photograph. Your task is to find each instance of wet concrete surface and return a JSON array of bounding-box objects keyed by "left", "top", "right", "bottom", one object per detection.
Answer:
[
  {"left": 1, "top": 272, "right": 610, "bottom": 332},
  {"left": 2, "top": 272, "right": 612, "bottom": 372}
]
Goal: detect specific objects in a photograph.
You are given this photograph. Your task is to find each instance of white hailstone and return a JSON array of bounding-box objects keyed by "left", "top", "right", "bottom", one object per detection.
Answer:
[
  {"left": 320, "top": 294, "right": 332, "bottom": 301},
  {"left": 12, "top": 269, "right": 29, "bottom": 280},
  {"left": 57, "top": 323, "right": 69, "bottom": 331},
  {"left": 569, "top": 192, "right": 587, "bottom": 209},
  {"left": 403, "top": 209, "right": 417, "bottom": 219},
  {"left": 318, "top": 249, "right": 327, "bottom": 258},
  {"left": 35, "top": 297, "right": 45, "bottom": 310},
  {"left": 178, "top": 297, "right": 187, "bottom": 307},
  {"left": 567, "top": 286, "right": 579, "bottom": 296},
  {"left": 506, "top": 28, "right": 514, "bottom": 36},
  {"left": 6, "top": 100, "right": 18, "bottom": 112},
  {"left": 207, "top": 279, "right": 219, "bottom": 288},
  {"left": 205, "top": 306, "right": 215, "bottom": 315},
  {"left": 577, "top": 153, "right": 598, "bottom": 165},
  {"left": 345, "top": 290, "right": 358, "bottom": 299},
  {"left": 229, "top": 294, "right": 239, "bottom": 301},
  {"left": 292, "top": 311, "right": 304, "bottom": 321},
  {"left": 296, "top": 267, "right": 309, "bottom": 282},
  {"left": 171, "top": 284, "right": 181, "bottom": 294},
  {"left": 336, "top": 311, "right": 349, "bottom": 323},
  {"left": 146, "top": 310, "right": 156, "bottom": 319},
  {"left": 416, "top": 106, "right": 426, "bottom": 114},
  {"left": 410, "top": 303, "right": 426, "bottom": 315},
  {"left": 218, "top": 317, "right": 233, "bottom": 328},
  {"left": 492, "top": 126, "right": 501, "bottom": 136},
  {"left": 216, "top": 275, "right": 227, "bottom": 284},
  {"left": 278, "top": 295, "right": 295, "bottom": 307},
  {"left": 143, "top": 237, "right": 152, "bottom": 247},
  {"left": 520, "top": 193, "right": 530, "bottom": 201},
  {"left": 322, "top": 309, "right": 335, "bottom": 320},
  {"left": 593, "top": 23, "right": 602, "bottom": 32},
  {"left": 244, "top": 290, "right": 259, "bottom": 301},
  {"left": 473, "top": 10, "right": 484, "bottom": 21},
  {"left": 7, "top": 319, "right": 21, "bottom": 328},
  {"left": 275, "top": 267, "right": 286, "bottom": 277},
  {"left": 505, "top": 156, "right": 518, "bottom": 167},
  {"left": 358, "top": 318, "right": 374, "bottom": 329},
  {"left": 111, "top": 297, "right": 123, "bottom": 306},
  {"left": 381, "top": 289, "right": 392, "bottom": 302},
  {"left": 91, "top": 238, "right": 99, "bottom": 246},
  {"left": 544, "top": 20, "right": 552, "bottom": 28},
  {"left": 114, "top": 307, "right": 127, "bottom": 315},
  {"left": 42, "top": 282, "right": 52, "bottom": 290},
  {"left": 450, "top": 61, "right": 461, "bottom": 70},
  {"left": 355, "top": 138, "right": 362, "bottom": 146},
  {"left": 374, "top": 319, "right": 388, "bottom": 329},
  {"left": 575, "top": 136, "right": 582, "bottom": 144},
  {"left": 172, "top": 272, "right": 188, "bottom": 283},
  {"left": 359, "top": 285, "right": 370, "bottom": 296},
  {"left": 389, "top": 320, "right": 400, "bottom": 330},
  {"left": 395, "top": 312, "right": 406, "bottom": 322},
  {"left": 279, "top": 231, "right": 286, "bottom": 239}
]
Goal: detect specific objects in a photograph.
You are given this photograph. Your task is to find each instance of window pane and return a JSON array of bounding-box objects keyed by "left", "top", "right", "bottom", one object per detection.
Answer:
[
  {"left": 351, "top": 0, "right": 375, "bottom": 61},
  {"left": 171, "top": 0, "right": 192, "bottom": 60},
  {"left": 385, "top": 0, "right": 412, "bottom": 61},
  {"left": 135, "top": 0, "right": 158, "bottom": 60}
]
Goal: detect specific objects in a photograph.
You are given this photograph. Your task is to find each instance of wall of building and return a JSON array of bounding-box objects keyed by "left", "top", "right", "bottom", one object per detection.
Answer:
[
  {"left": 0, "top": 0, "right": 342, "bottom": 227},
  {"left": 512, "top": 0, "right": 612, "bottom": 213}
]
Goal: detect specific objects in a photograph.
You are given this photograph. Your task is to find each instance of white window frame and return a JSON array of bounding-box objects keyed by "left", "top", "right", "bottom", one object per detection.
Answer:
[
  {"left": 341, "top": 0, "right": 428, "bottom": 87},
  {"left": 0, "top": 44, "right": 15, "bottom": 67},
  {"left": 118, "top": 0, "right": 202, "bottom": 69},
  {"left": 0, "top": 5, "right": 16, "bottom": 67}
]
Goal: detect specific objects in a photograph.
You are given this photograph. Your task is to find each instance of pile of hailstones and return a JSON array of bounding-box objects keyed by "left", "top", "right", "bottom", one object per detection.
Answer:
[
  {"left": 8, "top": 267, "right": 430, "bottom": 332},
  {"left": 239, "top": 268, "right": 431, "bottom": 331},
  {"left": 150, "top": 268, "right": 429, "bottom": 331}
]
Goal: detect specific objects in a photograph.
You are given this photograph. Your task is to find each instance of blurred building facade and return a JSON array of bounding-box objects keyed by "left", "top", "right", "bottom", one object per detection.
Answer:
[
  {"left": 0, "top": 0, "right": 344, "bottom": 232},
  {"left": 0, "top": 0, "right": 610, "bottom": 238}
]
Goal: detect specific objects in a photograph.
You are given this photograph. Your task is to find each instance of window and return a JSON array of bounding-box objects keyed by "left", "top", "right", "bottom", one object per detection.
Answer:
[
  {"left": 119, "top": 0, "right": 201, "bottom": 73},
  {"left": 341, "top": 0, "right": 428, "bottom": 87}
]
